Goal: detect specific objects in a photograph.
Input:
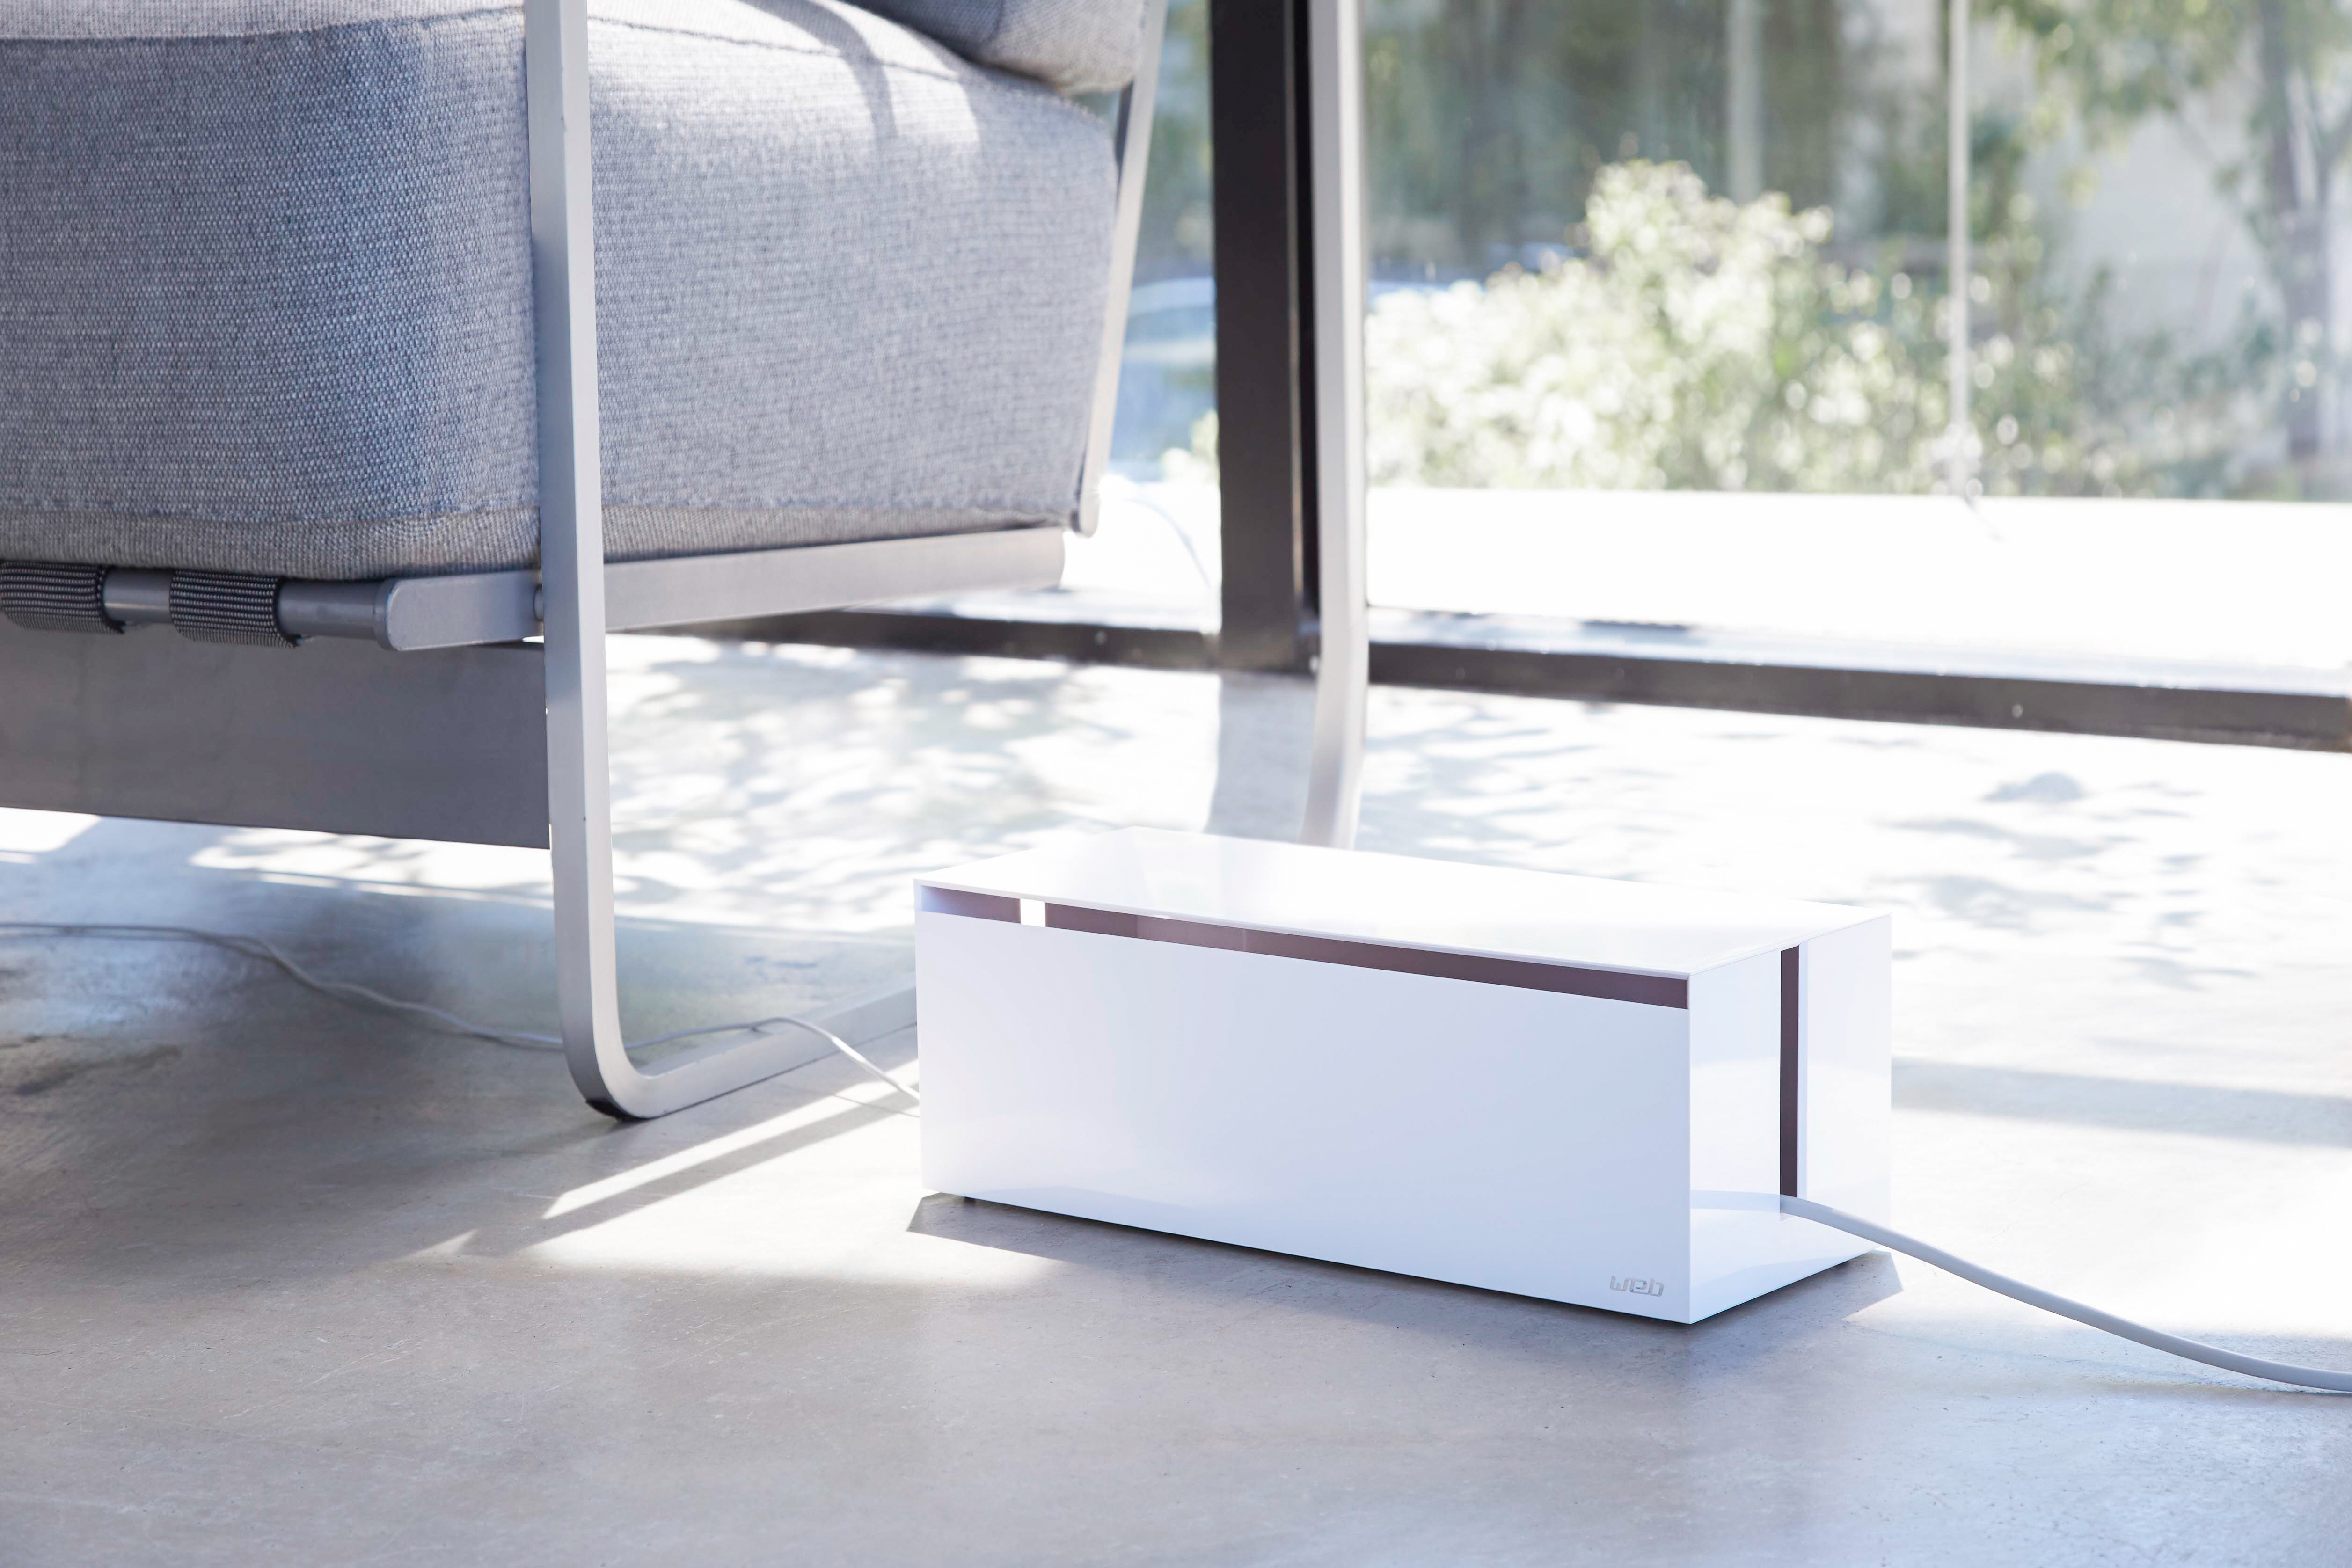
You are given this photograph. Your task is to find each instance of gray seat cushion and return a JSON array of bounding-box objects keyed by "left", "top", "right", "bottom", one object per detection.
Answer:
[{"left": 0, "top": 0, "right": 1114, "bottom": 580}]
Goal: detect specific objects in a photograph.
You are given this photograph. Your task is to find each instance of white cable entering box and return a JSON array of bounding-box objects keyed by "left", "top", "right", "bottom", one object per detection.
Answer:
[{"left": 915, "top": 828, "right": 1889, "bottom": 1323}]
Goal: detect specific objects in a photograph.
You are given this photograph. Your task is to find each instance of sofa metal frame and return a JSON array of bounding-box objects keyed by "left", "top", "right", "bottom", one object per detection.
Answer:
[{"left": 0, "top": 0, "right": 1373, "bottom": 1118}]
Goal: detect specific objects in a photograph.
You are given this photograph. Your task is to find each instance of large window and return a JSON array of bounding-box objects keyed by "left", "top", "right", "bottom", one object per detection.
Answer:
[
  {"left": 1348, "top": 0, "right": 2352, "bottom": 676},
  {"left": 788, "top": 2, "right": 2350, "bottom": 745},
  {"left": 900, "top": 0, "right": 1222, "bottom": 635}
]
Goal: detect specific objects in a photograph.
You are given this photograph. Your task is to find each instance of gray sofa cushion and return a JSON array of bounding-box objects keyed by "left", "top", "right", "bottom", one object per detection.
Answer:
[
  {"left": 853, "top": 0, "right": 1148, "bottom": 94},
  {"left": 0, "top": 0, "right": 1151, "bottom": 91},
  {"left": 0, "top": 1, "right": 504, "bottom": 34},
  {"left": 0, "top": 0, "right": 1114, "bottom": 580}
]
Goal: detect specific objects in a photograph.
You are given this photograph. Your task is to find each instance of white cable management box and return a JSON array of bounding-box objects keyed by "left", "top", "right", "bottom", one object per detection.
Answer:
[{"left": 916, "top": 829, "right": 1890, "bottom": 1323}]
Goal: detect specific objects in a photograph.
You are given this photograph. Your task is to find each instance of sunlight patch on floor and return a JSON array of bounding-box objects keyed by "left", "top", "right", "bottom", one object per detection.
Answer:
[
  {"left": 542, "top": 1081, "right": 915, "bottom": 1220},
  {"left": 0, "top": 807, "right": 99, "bottom": 857}
]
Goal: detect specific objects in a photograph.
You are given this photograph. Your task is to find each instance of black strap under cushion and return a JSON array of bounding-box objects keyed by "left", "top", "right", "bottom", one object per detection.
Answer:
[
  {"left": 169, "top": 571, "right": 295, "bottom": 647},
  {"left": 0, "top": 562, "right": 118, "bottom": 634}
]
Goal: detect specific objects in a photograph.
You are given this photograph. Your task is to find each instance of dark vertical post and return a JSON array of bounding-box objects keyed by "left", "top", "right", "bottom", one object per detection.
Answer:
[
  {"left": 1779, "top": 946, "right": 1802, "bottom": 1199},
  {"left": 1209, "top": 0, "right": 1317, "bottom": 673}
]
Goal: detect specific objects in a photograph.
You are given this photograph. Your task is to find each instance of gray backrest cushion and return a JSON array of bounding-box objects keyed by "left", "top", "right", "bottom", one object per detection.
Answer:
[
  {"left": 0, "top": 2, "right": 506, "bottom": 35},
  {"left": 0, "top": 0, "right": 1148, "bottom": 95},
  {"left": 848, "top": 0, "right": 1146, "bottom": 93}
]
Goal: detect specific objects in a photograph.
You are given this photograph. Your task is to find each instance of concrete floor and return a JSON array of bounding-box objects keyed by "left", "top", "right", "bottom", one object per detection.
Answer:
[{"left": 2, "top": 636, "right": 2348, "bottom": 1566}]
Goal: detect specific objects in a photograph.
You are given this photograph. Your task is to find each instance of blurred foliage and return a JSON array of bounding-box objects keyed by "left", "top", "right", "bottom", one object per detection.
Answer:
[
  {"left": 1167, "top": 0, "right": 2331, "bottom": 497},
  {"left": 1980, "top": 0, "right": 2352, "bottom": 482},
  {"left": 1337, "top": 0, "right": 2314, "bottom": 496},
  {"left": 1362, "top": 0, "right": 1857, "bottom": 272},
  {"left": 1134, "top": 0, "right": 1214, "bottom": 280},
  {"left": 1179, "top": 160, "right": 2271, "bottom": 496},
  {"left": 1366, "top": 162, "right": 1943, "bottom": 490}
]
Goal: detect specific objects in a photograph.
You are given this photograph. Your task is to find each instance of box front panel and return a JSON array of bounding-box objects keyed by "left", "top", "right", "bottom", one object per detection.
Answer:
[{"left": 918, "top": 911, "right": 1695, "bottom": 1318}]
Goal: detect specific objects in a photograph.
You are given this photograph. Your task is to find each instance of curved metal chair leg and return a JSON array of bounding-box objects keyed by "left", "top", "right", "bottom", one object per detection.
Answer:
[
  {"left": 529, "top": 0, "right": 911, "bottom": 1118},
  {"left": 524, "top": 0, "right": 1168, "bottom": 1113}
]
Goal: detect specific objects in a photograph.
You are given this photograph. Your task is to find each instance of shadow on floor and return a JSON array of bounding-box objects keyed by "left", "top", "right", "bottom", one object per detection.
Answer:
[
  {"left": 904, "top": 1191, "right": 1910, "bottom": 1380},
  {"left": 1897, "top": 1060, "right": 2352, "bottom": 1149}
]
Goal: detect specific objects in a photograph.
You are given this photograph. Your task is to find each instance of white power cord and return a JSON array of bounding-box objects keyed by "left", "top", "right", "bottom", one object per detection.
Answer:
[
  {"left": 0, "top": 921, "right": 917, "bottom": 1103},
  {"left": 1785, "top": 1196, "right": 2351, "bottom": 1393},
  {"left": 626, "top": 1012, "right": 915, "bottom": 1102}
]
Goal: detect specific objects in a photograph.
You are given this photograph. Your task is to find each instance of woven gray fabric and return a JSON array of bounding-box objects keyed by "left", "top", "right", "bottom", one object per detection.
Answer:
[
  {"left": 850, "top": 0, "right": 1145, "bottom": 93},
  {"left": 0, "top": 0, "right": 1082, "bottom": 78},
  {"left": 0, "top": 2, "right": 505, "bottom": 37},
  {"left": 0, "top": 505, "right": 1053, "bottom": 580},
  {"left": 0, "top": 1, "right": 1113, "bottom": 580},
  {"left": 605, "top": 503, "right": 1066, "bottom": 562},
  {"left": 0, "top": 0, "right": 1149, "bottom": 95}
]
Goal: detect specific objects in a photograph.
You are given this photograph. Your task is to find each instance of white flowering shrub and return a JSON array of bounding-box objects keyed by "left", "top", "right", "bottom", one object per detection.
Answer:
[
  {"left": 1168, "top": 160, "right": 2272, "bottom": 498},
  {"left": 1365, "top": 161, "right": 1952, "bottom": 492}
]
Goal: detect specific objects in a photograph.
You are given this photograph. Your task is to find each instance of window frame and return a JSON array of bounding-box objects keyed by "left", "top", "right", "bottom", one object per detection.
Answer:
[{"left": 727, "top": 0, "right": 2352, "bottom": 757}]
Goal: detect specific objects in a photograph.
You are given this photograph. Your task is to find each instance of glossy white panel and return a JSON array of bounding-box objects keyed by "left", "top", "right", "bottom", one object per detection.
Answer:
[
  {"left": 1799, "top": 917, "right": 1893, "bottom": 1223},
  {"left": 920, "top": 827, "right": 1877, "bottom": 977},
  {"left": 1685, "top": 950, "right": 1805, "bottom": 1322},
  {"left": 918, "top": 911, "right": 1696, "bottom": 1320},
  {"left": 919, "top": 836, "right": 1891, "bottom": 1325}
]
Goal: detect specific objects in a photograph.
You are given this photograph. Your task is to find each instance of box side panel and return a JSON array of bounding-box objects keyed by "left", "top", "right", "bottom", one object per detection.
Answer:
[
  {"left": 1800, "top": 916, "right": 1892, "bottom": 1225},
  {"left": 916, "top": 911, "right": 1695, "bottom": 1320},
  {"left": 1687, "top": 936, "right": 1897, "bottom": 1320},
  {"left": 1685, "top": 949, "right": 1790, "bottom": 1322}
]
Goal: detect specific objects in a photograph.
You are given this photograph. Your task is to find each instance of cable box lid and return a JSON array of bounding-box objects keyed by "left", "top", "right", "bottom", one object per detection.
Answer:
[{"left": 920, "top": 828, "right": 1878, "bottom": 979}]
